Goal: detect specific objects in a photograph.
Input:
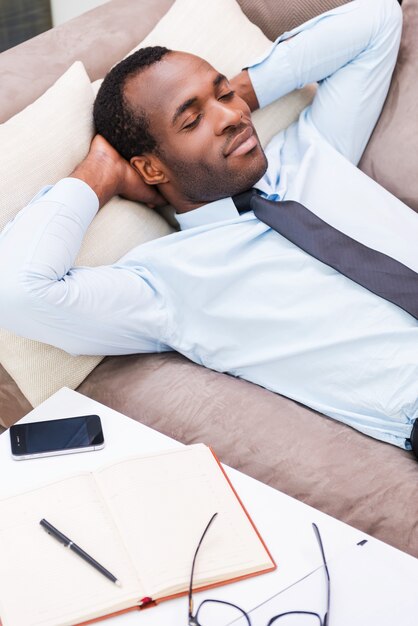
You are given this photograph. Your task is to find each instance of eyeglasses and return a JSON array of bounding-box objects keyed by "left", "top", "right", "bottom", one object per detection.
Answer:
[{"left": 188, "top": 513, "right": 330, "bottom": 625}]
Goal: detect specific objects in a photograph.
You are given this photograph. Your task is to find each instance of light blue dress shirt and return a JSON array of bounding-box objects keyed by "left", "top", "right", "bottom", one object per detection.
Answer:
[{"left": 2, "top": 0, "right": 417, "bottom": 449}]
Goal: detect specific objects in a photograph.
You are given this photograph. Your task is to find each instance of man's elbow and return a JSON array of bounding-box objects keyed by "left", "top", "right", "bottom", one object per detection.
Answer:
[
  {"left": 0, "top": 265, "right": 49, "bottom": 337},
  {"left": 0, "top": 272, "right": 29, "bottom": 333},
  {"left": 380, "top": 0, "right": 403, "bottom": 33}
]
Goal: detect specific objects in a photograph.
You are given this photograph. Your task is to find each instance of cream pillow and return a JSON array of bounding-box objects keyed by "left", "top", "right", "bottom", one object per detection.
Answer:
[
  {"left": 128, "top": 0, "right": 316, "bottom": 148},
  {"left": 0, "top": 62, "right": 173, "bottom": 411}
]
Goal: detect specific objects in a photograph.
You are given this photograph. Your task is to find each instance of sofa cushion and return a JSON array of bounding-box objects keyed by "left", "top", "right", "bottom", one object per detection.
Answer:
[
  {"left": 0, "top": 62, "right": 93, "bottom": 232},
  {"left": 360, "top": 0, "right": 418, "bottom": 211},
  {"left": 0, "top": 0, "right": 176, "bottom": 124},
  {"left": 128, "top": 0, "right": 316, "bottom": 149},
  {"left": 78, "top": 351, "right": 418, "bottom": 558},
  {"left": 239, "top": 0, "right": 350, "bottom": 41},
  {"left": 0, "top": 61, "right": 173, "bottom": 415}
]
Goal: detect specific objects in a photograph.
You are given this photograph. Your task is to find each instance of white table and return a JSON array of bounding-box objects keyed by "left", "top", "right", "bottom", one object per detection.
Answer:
[{"left": 1, "top": 387, "right": 417, "bottom": 625}]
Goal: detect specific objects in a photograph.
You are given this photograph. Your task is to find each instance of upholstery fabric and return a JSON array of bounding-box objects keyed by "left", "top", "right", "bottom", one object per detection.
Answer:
[
  {"left": 0, "top": 0, "right": 175, "bottom": 123},
  {"left": 0, "top": 61, "right": 173, "bottom": 411},
  {"left": 78, "top": 351, "right": 418, "bottom": 557},
  {"left": 239, "top": 0, "right": 350, "bottom": 41},
  {"left": 0, "top": 365, "right": 31, "bottom": 429},
  {"left": 128, "top": 0, "right": 315, "bottom": 149},
  {"left": 0, "top": 62, "right": 93, "bottom": 231},
  {"left": 360, "top": 0, "right": 418, "bottom": 212}
]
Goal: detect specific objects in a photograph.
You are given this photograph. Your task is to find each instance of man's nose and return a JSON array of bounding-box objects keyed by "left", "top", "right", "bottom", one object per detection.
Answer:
[{"left": 213, "top": 102, "right": 243, "bottom": 135}]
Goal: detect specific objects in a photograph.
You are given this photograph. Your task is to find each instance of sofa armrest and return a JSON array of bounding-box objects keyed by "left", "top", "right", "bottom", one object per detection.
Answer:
[{"left": 0, "top": 0, "right": 174, "bottom": 123}]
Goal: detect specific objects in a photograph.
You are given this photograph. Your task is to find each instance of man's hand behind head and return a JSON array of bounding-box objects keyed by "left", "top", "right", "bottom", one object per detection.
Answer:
[
  {"left": 70, "top": 135, "right": 166, "bottom": 209},
  {"left": 229, "top": 70, "right": 259, "bottom": 113}
]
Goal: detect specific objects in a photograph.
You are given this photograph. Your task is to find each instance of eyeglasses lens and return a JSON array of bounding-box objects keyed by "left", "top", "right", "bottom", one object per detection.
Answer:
[
  {"left": 268, "top": 613, "right": 322, "bottom": 625},
  {"left": 195, "top": 599, "right": 250, "bottom": 625}
]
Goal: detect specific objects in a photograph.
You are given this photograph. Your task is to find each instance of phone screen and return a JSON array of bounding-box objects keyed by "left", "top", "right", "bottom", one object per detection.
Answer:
[{"left": 10, "top": 415, "right": 104, "bottom": 456}]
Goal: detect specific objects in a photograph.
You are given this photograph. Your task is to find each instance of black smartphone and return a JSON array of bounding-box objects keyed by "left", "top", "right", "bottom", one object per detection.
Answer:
[{"left": 9, "top": 414, "right": 105, "bottom": 460}]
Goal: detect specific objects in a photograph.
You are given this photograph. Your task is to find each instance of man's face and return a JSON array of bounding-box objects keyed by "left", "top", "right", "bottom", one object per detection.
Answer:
[{"left": 124, "top": 51, "right": 268, "bottom": 206}]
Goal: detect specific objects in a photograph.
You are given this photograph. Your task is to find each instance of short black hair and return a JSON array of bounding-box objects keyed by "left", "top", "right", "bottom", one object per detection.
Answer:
[{"left": 93, "top": 46, "right": 171, "bottom": 161}]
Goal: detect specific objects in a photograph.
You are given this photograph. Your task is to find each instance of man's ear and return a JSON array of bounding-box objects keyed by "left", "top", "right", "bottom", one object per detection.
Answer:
[{"left": 130, "top": 155, "right": 169, "bottom": 186}]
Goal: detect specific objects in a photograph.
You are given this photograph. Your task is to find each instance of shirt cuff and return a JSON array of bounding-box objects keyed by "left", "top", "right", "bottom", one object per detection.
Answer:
[
  {"left": 42, "top": 177, "right": 100, "bottom": 213},
  {"left": 247, "top": 38, "right": 296, "bottom": 109}
]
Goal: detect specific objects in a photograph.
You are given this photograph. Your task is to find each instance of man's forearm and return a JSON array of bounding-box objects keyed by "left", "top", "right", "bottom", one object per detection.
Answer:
[
  {"left": 230, "top": 38, "right": 296, "bottom": 111},
  {"left": 70, "top": 152, "right": 118, "bottom": 209},
  {"left": 245, "top": 0, "right": 391, "bottom": 109},
  {"left": 0, "top": 179, "right": 99, "bottom": 348},
  {"left": 0, "top": 178, "right": 165, "bottom": 356}
]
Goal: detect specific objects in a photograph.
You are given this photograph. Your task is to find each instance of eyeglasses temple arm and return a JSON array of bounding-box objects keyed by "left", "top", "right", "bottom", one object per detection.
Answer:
[
  {"left": 312, "top": 523, "right": 330, "bottom": 626},
  {"left": 188, "top": 512, "right": 218, "bottom": 618}
]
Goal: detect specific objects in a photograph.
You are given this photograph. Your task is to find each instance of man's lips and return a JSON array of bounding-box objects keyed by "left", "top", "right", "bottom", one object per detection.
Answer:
[{"left": 224, "top": 125, "right": 258, "bottom": 157}]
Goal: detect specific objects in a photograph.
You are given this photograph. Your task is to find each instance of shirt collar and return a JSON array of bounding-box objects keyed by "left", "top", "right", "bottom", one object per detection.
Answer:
[{"left": 175, "top": 196, "right": 239, "bottom": 230}]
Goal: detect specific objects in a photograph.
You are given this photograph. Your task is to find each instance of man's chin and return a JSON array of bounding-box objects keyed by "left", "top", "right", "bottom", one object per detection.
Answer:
[
  {"left": 205, "top": 148, "right": 268, "bottom": 201},
  {"left": 176, "top": 145, "right": 268, "bottom": 206},
  {"left": 231, "top": 145, "right": 268, "bottom": 195},
  {"left": 251, "top": 144, "right": 268, "bottom": 183}
]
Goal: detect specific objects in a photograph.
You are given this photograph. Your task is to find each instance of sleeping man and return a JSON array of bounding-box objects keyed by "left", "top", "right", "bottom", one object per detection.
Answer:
[{"left": 2, "top": 0, "right": 418, "bottom": 454}]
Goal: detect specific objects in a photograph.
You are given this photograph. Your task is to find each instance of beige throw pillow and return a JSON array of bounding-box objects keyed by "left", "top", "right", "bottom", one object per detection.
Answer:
[
  {"left": 0, "top": 62, "right": 173, "bottom": 411},
  {"left": 129, "top": 0, "right": 316, "bottom": 148}
]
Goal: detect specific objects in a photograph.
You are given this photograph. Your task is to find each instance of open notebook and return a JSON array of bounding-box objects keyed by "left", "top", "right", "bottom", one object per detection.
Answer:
[{"left": 0, "top": 444, "right": 275, "bottom": 626}]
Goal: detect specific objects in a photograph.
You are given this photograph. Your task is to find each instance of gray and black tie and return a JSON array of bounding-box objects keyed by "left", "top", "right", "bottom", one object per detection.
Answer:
[{"left": 233, "top": 189, "right": 418, "bottom": 320}]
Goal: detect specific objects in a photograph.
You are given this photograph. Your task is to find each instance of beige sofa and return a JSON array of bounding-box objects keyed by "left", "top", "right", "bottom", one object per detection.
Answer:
[{"left": 2, "top": 0, "right": 418, "bottom": 557}]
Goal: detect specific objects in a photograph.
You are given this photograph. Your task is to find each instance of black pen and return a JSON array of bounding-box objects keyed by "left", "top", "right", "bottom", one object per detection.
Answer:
[{"left": 40, "top": 518, "right": 121, "bottom": 586}]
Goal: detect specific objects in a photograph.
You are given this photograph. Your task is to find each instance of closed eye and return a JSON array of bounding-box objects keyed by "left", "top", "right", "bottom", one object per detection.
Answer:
[
  {"left": 219, "top": 91, "right": 235, "bottom": 101},
  {"left": 182, "top": 114, "right": 203, "bottom": 131}
]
